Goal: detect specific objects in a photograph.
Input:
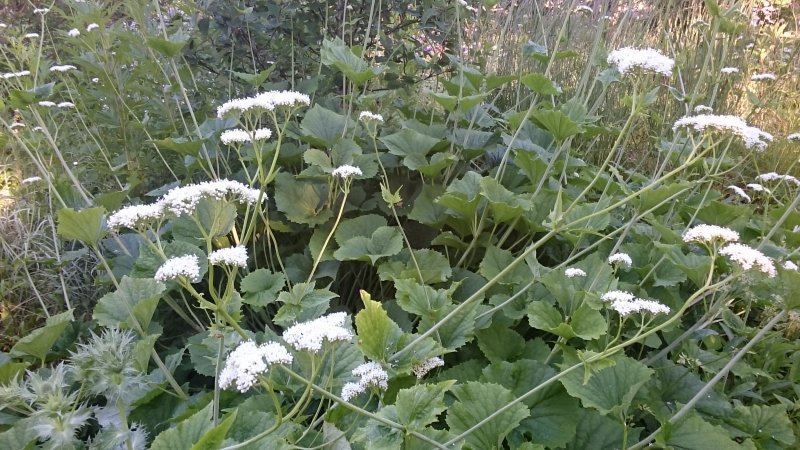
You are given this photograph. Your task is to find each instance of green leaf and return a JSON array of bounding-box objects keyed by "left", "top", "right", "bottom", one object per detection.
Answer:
[
  {"left": 300, "top": 104, "right": 351, "bottom": 148},
  {"left": 147, "top": 36, "right": 187, "bottom": 58},
  {"left": 231, "top": 66, "right": 275, "bottom": 87},
  {"left": 355, "top": 292, "right": 404, "bottom": 362},
  {"left": 321, "top": 37, "right": 377, "bottom": 84},
  {"left": 566, "top": 409, "right": 632, "bottom": 450},
  {"left": 9, "top": 310, "right": 73, "bottom": 361},
  {"left": 569, "top": 304, "right": 608, "bottom": 340},
  {"left": 192, "top": 409, "right": 237, "bottom": 450},
  {"left": 274, "top": 283, "right": 338, "bottom": 326},
  {"left": 395, "top": 381, "right": 456, "bottom": 431},
  {"left": 356, "top": 406, "right": 403, "bottom": 450},
  {"left": 151, "top": 403, "right": 214, "bottom": 450},
  {"left": 333, "top": 226, "right": 403, "bottom": 264},
  {"left": 418, "top": 302, "right": 478, "bottom": 350},
  {"left": 429, "top": 91, "right": 488, "bottom": 113},
  {"left": 520, "top": 73, "right": 562, "bottom": 96},
  {"left": 446, "top": 382, "right": 530, "bottom": 450},
  {"left": 273, "top": 172, "right": 331, "bottom": 225},
  {"left": 656, "top": 414, "right": 743, "bottom": 450},
  {"left": 240, "top": 269, "right": 286, "bottom": 307},
  {"left": 437, "top": 171, "right": 483, "bottom": 218},
  {"left": 560, "top": 355, "right": 653, "bottom": 416},
  {"left": 409, "top": 185, "right": 448, "bottom": 226},
  {"left": 394, "top": 279, "right": 452, "bottom": 316},
  {"left": 93, "top": 276, "right": 166, "bottom": 331},
  {"left": 379, "top": 128, "right": 442, "bottom": 171},
  {"left": 703, "top": 0, "right": 720, "bottom": 16},
  {"left": 195, "top": 198, "right": 237, "bottom": 238},
  {"left": 527, "top": 301, "right": 564, "bottom": 334},
  {"left": 479, "top": 177, "right": 531, "bottom": 223},
  {"left": 479, "top": 246, "right": 530, "bottom": 285},
  {"left": 0, "top": 418, "right": 37, "bottom": 450},
  {"left": 476, "top": 323, "right": 526, "bottom": 363},
  {"left": 150, "top": 137, "right": 203, "bottom": 157},
  {"left": 334, "top": 215, "right": 388, "bottom": 244},
  {"left": 532, "top": 110, "right": 581, "bottom": 141},
  {"left": 378, "top": 249, "right": 452, "bottom": 284},
  {"left": 57, "top": 207, "right": 106, "bottom": 245},
  {"left": 726, "top": 404, "right": 795, "bottom": 450},
  {"left": 522, "top": 41, "right": 549, "bottom": 63}
]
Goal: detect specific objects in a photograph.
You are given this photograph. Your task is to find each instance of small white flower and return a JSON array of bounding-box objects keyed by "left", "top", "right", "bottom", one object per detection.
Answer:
[
  {"left": 154, "top": 255, "right": 201, "bottom": 282},
  {"left": 38, "top": 101, "right": 56, "bottom": 107},
  {"left": 693, "top": 105, "right": 713, "bottom": 114},
  {"left": 218, "top": 341, "right": 293, "bottom": 393},
  {"left": 751, "top": 73, "right": 777, "bottom": 81},
  {"left": 21, "top": 176, "right": 42, "bottom": 184},
  {"left": 24, "top": 33, "right": 39, "bottom": 39},
  {"left": 601, "top": 290, "right": 636, "bottom": 303},
  {"left": 158, "top": 180, "right": 264, "bottom": 217},
  {"left": 411, "top": 357, "right": 445, "bottom": 379},
  {"left": 607, "top": 47, "right": 674, "bottom": 77},
  {"left": 359, "top": 111, "right": 384, "bottom": 122},
  {"left": 33, "top": 8, "right": 50, "bottom": 14},
  {"left": 727, "top": 185, "right": 751, "bottom": 202},
  {"left": 783, "top": 261, "right": 798, "bottom": 271},
  {"left": 341, "top": 361, "right": 389, "bottom": 401},
  {"left": 787, "top": 132, "right": 800, "bottom": 142},
  {"left": 682, "top": 224, "right": 740, "bottom": 245},
  {"left": 92, "top": 77, "right": 100, "bottom": 83},
  {"left": 608, "top": 252, "right": 632, "bottom": 268},
  {"left": 217, "top": 90, "right": 310, "bottom": 119},
  {"left": 2, "top": 70, "right": 31, "bottom": 80},
  {"left": 756, "top": 172, "right": 799, "bottom": 186},
  {"left": 107, "top": 203, "right": 164, "bottom": 230},
  {"left": 609, "top": 299, "right": 640, "bottom": 316},
  {"left": 565, "top": 267, "right": 587, "bottom": 278},
  {"left": 68, "top": 28, "right": 80, "bottom": 37},
  {"left": 86, "top": 23, "right": 100, "bottom": 32},
  {"left": 282, "top": 312, "right": 353, "bottom": 353},
  {"left": 673, "top": 114, "right": 773, "bottom": 151},
  {"left": 220, "top": 129, "right": 250, "bottom": 145},
  {"left": 208, "top": 246, "right": 248, "bottom": 268},
  {"left": 746, "top": 183, "right": 770, "bottom": 194},
  {"left": 58, "top": 102, "right": 76, "bottom": 108},
  {"left": 9, "top": 123, "right": 26, "bottom": 130},
  {"left": 50, "top": 65, "right": 77, "bottom": 73},
  {"left": 720, "top": 243, "right": 776, "bottom": 278},
  {"left": 720, "top": 67, "right": 739, "bottom": 74},
  {"left": 331, "top": 164, "right": 363, "bottom": 178},
  {"left": 341, "top": 382, "right": 364, "bottom": 401},
  {"left": 574, "top": 5, "right": 593, "bottom": 13}
]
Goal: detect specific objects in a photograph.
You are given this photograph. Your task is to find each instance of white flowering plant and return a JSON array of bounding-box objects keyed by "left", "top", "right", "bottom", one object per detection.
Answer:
[{"left": 2, "top": 2, "right": 800, "bottom": 450}]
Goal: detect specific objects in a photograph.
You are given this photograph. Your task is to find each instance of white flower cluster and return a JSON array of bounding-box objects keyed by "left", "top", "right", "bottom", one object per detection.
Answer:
[
  {"left": 217, "top": 90, "right": 310, "bottom": 118},
  {"left": 411, "top": 356, "right": 445, "bottom": 379},
  {"left": 86, "top": 23, "right": 100, "bottom": 32},
  {"left": 601, "top": 291, "right": 670, "bottom": 316},
  {"left": 694, "top": 105, "right": 713, "bottom": 114},
  {"left": 720, "top": 67, "right": 740, "bottom": 74},
  {"left": 38, "top": 101, "right": 56, "bottom": 107},
  {"left": 282, "top": 312, "right": 353, "bottom": 353},
  {"left": 784, "top": 261, "right": 799, "bottom": 271},
  {"left": 608, "top": 252, "right": 633, "bottom": 268},
  {"left": 727, "top": 185, "right": 751, "bottom": 202},
  {"left": 220, "top": 128, "right": 272, "bottom": 145},
  {"left": 24, "top": 33, "right": 39, "bottom": 39},
  {"left": 21, "top": 176, "right": 42, "bottom": 184},
  {"left": 154, "top": 255, "right": 201, "bottom": 282},
  {"left": 756, "top": 172, "right": 800, "bottom": 186},
  {"left": 50, "top": 65, "right": 77, "bottom": 73},
  {"left": 108, "top": 180, "right": 263, "bottom": 230},
  {"left": 2, "top": 70, "right": 31, "bottom": 80},
  {"left": 68, "top": 28, "right": 80, "bottom": 37},
  {"left": 33, "top": 8, "right": 50, "bottom": 14},
  {"left": 331, "top": 165, "right": 363, "bottom": 178},
  {"left": 787, "top": 132, "right": 800, "bottom": 142},
  {"left": 341, "top": 361, "right": 389, "bottom": 401},
  {"left": 218, "top": 341, "right": 293, "bottom": 393},
  {"left": 746, "top": 183, "right": 769, "bottom": 193},
  {"left": 9, "top": 123, "right": 25, "bottom": 130},
  {"left": 751, "top": 73, "right": 777, "bottom": 81},
  {"left": 719, "top": 243, "right": 776, "bottom": 277},
  {"left": 672, "top": 114, "right": 773, "bottom": 151},
  {"left": 682, "top": 224, "right": 740, "bottom": 245},
  {"left": 58, "top": 102, "right": 75, "bottom": 108},
  {"left": 574, "top": 5, "right": 593, "bottom": 13},
  {"left": 607, "top": 47, "right": 674, "bottom": 77},
  {"left": 565, "top": 267, "right": 587, "bottom": 278},
  {"left": 208, "top": 246, "right": 248, "bottom": 268},
  {"left": 601, "top": 290, "right": 636, "bottom": 303},
  {"left": 358, "top": 111, "right": 384, "bottom": 122}
]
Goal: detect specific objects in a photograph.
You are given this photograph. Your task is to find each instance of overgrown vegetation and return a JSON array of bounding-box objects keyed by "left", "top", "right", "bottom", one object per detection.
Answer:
[{"left": 1, "top": 0, "right": 800, "bottom": 449}]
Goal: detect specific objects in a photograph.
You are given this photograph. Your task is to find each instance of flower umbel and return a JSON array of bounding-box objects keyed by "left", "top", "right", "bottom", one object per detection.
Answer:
[
  {"left": 672, "top": 114, "right": 773, "bottom": 151},
  {"left": 682, "top": 224, "right": 740, "bottom": 245},
  {"left": 411, "top": 357, "right": 445, "bottom": 379},
  {"left": 282, "top": 312, "right": 353, "bottom": 353},
  {"left": 218, "top": 341, "right": 293, "bottom": 393},
  {"left": 608, "top": 252, "right": 633, "bottom": 268},
  {"left": 720, "top": 243, "right": 776, "bottom": 277},
  {"left": 208, "top": 246, "right": 248, "bottom": 268},
  {"left": 154, "top": 255, "right": 201, "bottom": 282},
  {"left": 331, "top": 165, "right": 363, "bottom": 178},
  {"left": 565, "top": 268, "right": 587, "bottom": 278},
  {"left": 341, "top": 361, "right": 389, "bottom": 401},
  {"left": 607, "top": 47, "right": 674, "bottom": 76}
]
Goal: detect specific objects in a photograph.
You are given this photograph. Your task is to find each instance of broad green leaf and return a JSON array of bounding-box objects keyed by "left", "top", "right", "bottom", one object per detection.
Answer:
[
  {"left": 300, "top": 104, "right": 351, "bottom": 148},
  {"left": 273, "top": 172, "right": 331, "bottom": 225},
  {"left": 566, "top": 409, "right": 632, "bottom": 450},
  {"left": 641, "top": 360, "right": 732, "bottom": 420},
  {"left": 147, "top": 36, "right": 186, "bottom": 58},
  {"left": 657, "top": 242, "right": 713, "bottom": 287},
  {"left": 355, "top": 292, "right": 404, "bottom": 362},
  {"left": 437, "top": 171, "right": 483, "bottom": 218},
  {"left": 332, "top": 226, "right": 403, "bottom": 264},
  {"left": 240, "top": 269, "right": 285, "bottom": 307},
  {"left": 195, "top": 198, "right": 237, "bottom": 238},
  {"left": 377, "top": 249, "right": 452, "bottom": 284},
  {"left": 150, "top": 137, "right": 202, "bottom": 157},
  {"left": 569, "top": 305, "right": 607, "bottom": 340},
  {"left": 93, "top": 276, "right": 166, "bottom": 331},
  {"left": 451, "top": 128, "right": 494, "bottom": 151},
  {"left": 321, "top": 37, "right": 377, "bottom": 84},
  {"left": 57, "top": 207, "right": 106, "bottom": 245},
  {"left": 231, "top": 66, "right": 275, "bottom": 86},
  {"left": 9, "top": 310, "right": 73, "bottom": 361},
  {"left": 479, "top": 177, "right": 531, "bottom": 223},
  {"left": 726, "top": 404, "right": 795, "bottom": 450},
  {"left": 379, "top": 128, "right": 442, "bottom": 170},
  {"left": 485, "top": 74, "right": 516, "bottom": 90},
  {"left": 132, "top": 334, "right": 159, "bottom": 373},
  {"left": 395, "top": 381, "right": 456, "bottom": 431},
  {"left": 446, "top": 382, "right": 530, "bottom": 450},
  {"left": 429, "top": 91, "right": 488, "bottom": 113},
  {"left": 480, "top": 246, "right": 530, "bottom": 285},
  {"left": 356, "top": 405, "right": 403, "bottom": 450},
  {"left": 408, "top": 185, "right": 448, "bottom": 226},
  {"left": 274, "top": 283, "right": 338, "bottom": 326},
  {"left": 704, "top": 0, "right": 721, "bottom": 16},
  {"left": 520, "top": 73, "right": 562, "bottom": 96},
  {"left": 192, "top": 409, "right": 237, "bottom": 450},
  {"left": 560, "top": 355, "right": 653, "bottom": 416},
  {"left": 563, "top": 198, "right": 611, "bottom": 232},
  {"left": 151, "top": 403, "right": 213, "bottom": 450},
  {"left": 532, "top": 110, "right": 581, "bottom": 141},
  {"left": 418, "top": 301, "right": 479, "bottom": 350},
  {"left": 334, "top": 214, "right": 387, "bottom": 245},
  {"left": 476, "top": 323, "right": 526, "bottom": 363},
  {"left": 656, "top": 414, "right": 743, "bottom": 450},
  {"left": 394, "top": 279, "right": 452, "bottom": 316},
  {"left": 527, "top": 301, "right": 564, "bottom": 333},
  {"left": 522, "top": 41, "right": 549, "bottom": 63}
]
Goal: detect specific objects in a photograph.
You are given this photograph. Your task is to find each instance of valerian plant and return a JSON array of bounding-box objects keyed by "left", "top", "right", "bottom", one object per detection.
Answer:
[{"left": 2, "top": 1, "right": 800, "bottom": 450}]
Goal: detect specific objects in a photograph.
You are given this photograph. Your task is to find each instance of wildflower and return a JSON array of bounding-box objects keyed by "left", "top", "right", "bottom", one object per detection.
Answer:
[
  {"left": 720, "top": 67, "right": 739, "bottom": 74},
  {"left": 746, "top": 183, "right": 770, "bottom": 194},
  {"left": 756, "top": 172, "right": 800, "bottom": 186},
  {"left": 2, "top": 70, "right": 30, "bottom": 80},
  {"left": 411, "top": 357, "right": 445, "bottom": 379},
  {"left": 218, "top": 341, "right": 293, "bottom": 393},
  {"left": 24, "top": 33, "right": 39, "bottom": 39},
  {"left": 358, "top": 111, "right": 384, "bottom": 122},
  {"left": 751, "top": 73, "right": 777, "bottom": 81},
  {"left": 86, "top": 23, "right": 100, "bottom": 32},
  {"left": 153, "top": 255, "right": 201, "bottom": 282},
  {"left": 91, "top": 423, "right": 149, "bottom": 450},
  {"left": 727, "top": 185, "right": 751, "bottom": 202},
  {"left": 22, "top": 176, "right": 42, "bottom": 184},
  {"left": 33, "top": 8, "right": 49, "bottom": 14},
  {"left": 693, "top": 105, "right": 713, "bottom": 114},
  {"left": 608, "top": 252, "right": 632, "bottom": 268},
  {"left": 58, "top": 102, "right": 75, "bottom": 108},
  {"left": 9, "top": 123, "right": 26, "bottom": 130},
  {"left": 719, "top": 243, "right": 776, "bottom": 277},
  {"left": 682, "top": 224, "right": 740, "bottom": 245},
  {"left": 216, "top": 90, "right": 310, "bottom": 119},
  {"left": 565, "top": 267, "right": 587, "bottom": 278},
  {"left": 331, "top": 164, "right": 363, "bottom": 178},
  {"left": 341, "top": 361, "right": 389, "bottom": 401},
  {"left": 68, "top": 28, "right": 80, "bottom": 37},
  {"left": 607, "top": 47, "right": 674, "bottom": 76},
  {"left": 158, "top": 180, "right": 263, "bottom": 216},
  {"left": 784, "top": 261, "right": 798, "bottom": 271},
  {"left": 92, "top": 77, "right": 100, "bottom": 83},
  {"left": 574, "top": 5, "right": 593, "bottom": 13},
  {"left": 208, "top": 246, "right": 248, "bottom": 268},
  {"left": 38, "top": 101, "right": 56, "bottom": 107},
  {"left": 49, "top": 65, "right": 77, "bottom": 73},
  {"left": 787, "top": 132, "right": 800, "bottom": 142},
  {"left": 220, "top": 128, "right": 272, "bottom": 145},
  {"left": 107, "top": 203, "right": 164, "bottom": 230},
  {"left": 601, "top": 290, "right": 636, "bottom": 303},
  {"left": 33, "top": 126, "right": 43, "bottom": 132},
  {"left": 610, "top": 298, "right": 670, "bottom": 316},
  {"left": 282, "top": 312, "right": 353, "bottom": 353},
  {"left": 672, "top": 114, "right": 773, "bottom": 151}
]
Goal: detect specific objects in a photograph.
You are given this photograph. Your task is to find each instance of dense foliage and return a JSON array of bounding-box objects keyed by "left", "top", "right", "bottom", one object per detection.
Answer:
[{"left": 1, "top": 0, "right": 800, "bottom": 449}]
